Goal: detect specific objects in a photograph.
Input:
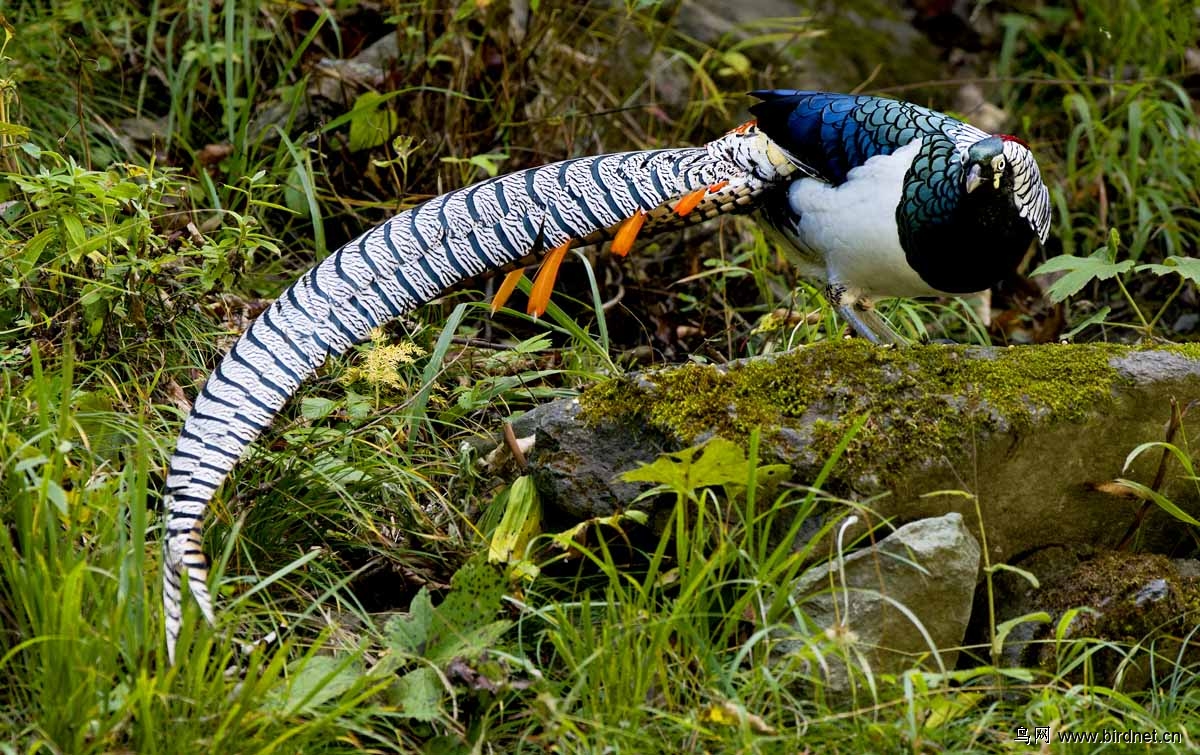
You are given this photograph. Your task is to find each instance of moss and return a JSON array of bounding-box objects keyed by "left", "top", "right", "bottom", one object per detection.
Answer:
[
  {"left": 1033, "top": 551, "right": 1200, "bottom": 678},
  {"left": 578, "top": 341, "right": 1182, "bottom": 482},
  {"left": 1153, "top": 341, "right": 1200, "bottom": 360}
]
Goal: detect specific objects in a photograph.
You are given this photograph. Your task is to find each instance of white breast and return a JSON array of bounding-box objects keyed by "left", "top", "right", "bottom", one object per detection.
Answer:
[{"left": 787, "top": 138, "right": 945, "bottom": 300}]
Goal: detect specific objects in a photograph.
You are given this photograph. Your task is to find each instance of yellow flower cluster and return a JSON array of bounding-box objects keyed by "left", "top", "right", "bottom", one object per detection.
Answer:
[{"left": 343, "top": 328, "right": 426, "bottom": 390}]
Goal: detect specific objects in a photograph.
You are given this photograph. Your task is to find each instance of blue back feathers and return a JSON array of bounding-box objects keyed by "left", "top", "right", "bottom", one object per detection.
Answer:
[
  {"left": 747, "top": 91, "right": 1048, "bottom": 295},
  {"left": 748, "top": 90, "right": 964, "bottom": 185}
]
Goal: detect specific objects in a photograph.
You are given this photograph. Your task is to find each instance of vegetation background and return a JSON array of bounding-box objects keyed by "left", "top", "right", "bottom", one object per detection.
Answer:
[{"left": 0, "top": 0, "right": 1197, "bottom": 751}]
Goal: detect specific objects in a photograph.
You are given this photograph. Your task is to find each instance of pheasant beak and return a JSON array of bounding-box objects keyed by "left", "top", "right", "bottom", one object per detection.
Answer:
[{"left": 965, "top": 164, "right": 983, "bottom": 194}]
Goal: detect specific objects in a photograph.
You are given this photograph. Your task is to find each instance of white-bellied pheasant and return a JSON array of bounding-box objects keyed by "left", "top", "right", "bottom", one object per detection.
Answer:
[
  {"left": 749, "top": 90, "right": 1050, "bottom": 343},
  {"left": 162, "top": 90, "right": 1051, "bottom": 662}
]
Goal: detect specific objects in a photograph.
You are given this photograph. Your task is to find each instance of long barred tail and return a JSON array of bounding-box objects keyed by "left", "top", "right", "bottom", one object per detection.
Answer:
[{"left": 162, "top": 124, "right": 796, "bottom": 662}]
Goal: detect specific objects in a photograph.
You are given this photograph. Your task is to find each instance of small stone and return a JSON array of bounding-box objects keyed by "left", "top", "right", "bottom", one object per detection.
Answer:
[
  {"left": 776, "top": 513, "right": 981, "bottom": 698},
  {"left": 1134, "top": 578, "right": 1169, "bottom": 606},
  {"left": 1173, "top": 312, "right": 1199, "bottom": 333}
]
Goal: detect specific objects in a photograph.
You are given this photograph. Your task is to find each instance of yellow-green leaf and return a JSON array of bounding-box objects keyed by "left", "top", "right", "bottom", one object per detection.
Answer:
[
  {"left": 488, "top": 475, "right": 541, "bottom": 565},
  {"left": 347, "top": 91, "right": 399, "bottom": 152},
  {"left": 621, "top": 437, "right": 751, "bottom": 495},
  {"left": 60, "top": 213, "right": 88, "bottom": 263}
]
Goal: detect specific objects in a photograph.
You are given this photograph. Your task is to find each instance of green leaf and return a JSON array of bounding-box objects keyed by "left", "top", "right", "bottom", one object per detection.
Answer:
[
  {"left": 105, "top": 181, "right": 142, "bottom": 201},
  {"left": 1122, "top": 440, "right": 1196, "bottom": 477},
  {"left": 283, "top": 162, "right": 310, "bottom": 217},
  {"left": 0, "top": 121, "right": 31, "bottom": 139},
  {"left": 985, "top": 563, "right": 1040, "bottom": 589},
  {"left": 1030, "top": 251, "right": 1134, "bottom": 303},
  {"left": 426, "top": 619, "right": 513, "bottom": 666},
  {"left": 719, "top": 50, "right": 752, "bottom": 77},
  {"left": 45, "top": 480, "right": 69, "bottom": 515},
  {"left": 274, "top": 655, "right": 364, "bottom": 716},
  {"left": 18, "top": 228, "right": 56, "bottom": 274},
  {"left": 922, "top": 691, "right": 984, "bottom": 730},
  {"left": 1115, "top": 478, "right": 1200, "bottom": 526},
  {"left": 1107, "top": 227, "right": 1121, "bottom": 257},
  {"left": 992, "top": 611, "right": 1052, "bottom": 658},
  {"left": 620, "top": 436, "right": 753, "bottom": 496},
  {"left": 346, "top": 91, "right": 399, "bottom": 152},
  {"left": 78, "top": 281, "right": 108, "bottom": 309},
  {"left": 385, "top": 587, "right": 434, "bottom": 655},
  {"left": 511, "top": 333, "right": 553, "bottom": 355},
  {"left": 1055, "top": 606, "right": 1096, "bottom": 643},
  {"left": 385, "top": 558, "right": 509, "bottom": 665},
  {"left": 752, "top": 463, "right": 793, "bottom": 488},
  {"left": 467, "top": 152, "right": 507, "bottom": 178},
  {"left": 381, "top": 563, "right": 512, "bottom": 723},
  {"left": 392, "top": 666, "right": 443, "bottom": 721},
  {"left": 550, "top": 510, "right": 649, "bottom": 551},
  {"left": 1061, "top": 305, "right": 1111, "bottom": 340},
  {"left": 300, "top": 396, "right": 338, "bottom": 420},
  {"left": 60, "top": 213, "right": 88, "bottom": 263},
  {"left": 426, "top": 557, "right": 508, "bottom": 661},
  {"left": 1135, "top": 255, "right": 1200, "bottom": 285},
  {"left": 344, "top": 390, "right": 372, "bottom": 421}
]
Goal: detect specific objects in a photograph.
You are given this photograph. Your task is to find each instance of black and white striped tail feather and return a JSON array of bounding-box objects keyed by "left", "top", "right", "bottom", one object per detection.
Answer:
[{"left": 163, "top": 127, "right": 797, "bottom": 662}]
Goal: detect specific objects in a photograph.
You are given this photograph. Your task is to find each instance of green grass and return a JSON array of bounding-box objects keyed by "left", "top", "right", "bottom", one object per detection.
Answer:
[
  {"left": 0, "top": 346, "right": 391, "bottom": 751},
  {"left": 1, "top": 0, "right": 1198, "bottom": 751}
]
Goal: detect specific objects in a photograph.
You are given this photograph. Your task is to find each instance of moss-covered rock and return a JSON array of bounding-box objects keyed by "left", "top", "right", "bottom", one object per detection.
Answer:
[
  {"left": 517, "top": 342, "right": 1200, "bottom": 564},
  {"left": 1003, "top": 551, "right": 1200, "bottom": 690},
  {"left": 579, "top": 341, "right": 1136, "bottom": 484}
]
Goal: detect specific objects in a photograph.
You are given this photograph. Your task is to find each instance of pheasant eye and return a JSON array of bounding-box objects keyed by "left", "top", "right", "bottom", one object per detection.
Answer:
[{"left": 993, "top": 155, "right": 1006, "bottom": 173}]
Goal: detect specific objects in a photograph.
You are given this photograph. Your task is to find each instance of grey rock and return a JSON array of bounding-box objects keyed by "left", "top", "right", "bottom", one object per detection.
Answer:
[
  {"left": 778, "top": 513, "right": 981, "bottom": 695},
  {"left": 1134, "top": 578, "right": 1170, "bottom": 606},
  {"left": 1111, "top": 349, "right": 1200, "bottom": 383},
  {"left": 1175, "top": 559, "right": 1200, "bottom": 579},
  {"left": 497, "top": 343, "right": 1200, "bottom": 697},
  {"left": 1173, "top": 312, "right": 1199, "bottom": 333},
  {"left": 511, "top": 399, "right": 668, "bottom": 520}
]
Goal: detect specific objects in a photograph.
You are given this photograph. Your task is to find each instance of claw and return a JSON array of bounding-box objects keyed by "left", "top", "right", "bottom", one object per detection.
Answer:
[
  {"left": 826, "top": 284, "right": 909, "bottom": 346},
  {"left": 491, "top": 268, "right": 527, "bottom": 314},
  {"left": 527, "top": 241, "right": 571, "bottom": 317},
  {"left": 837, "top": 303, "right": 908, "bottom": 346},
  {"left": 611, "top": 209, "right": 647, "bottom": 257}
]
